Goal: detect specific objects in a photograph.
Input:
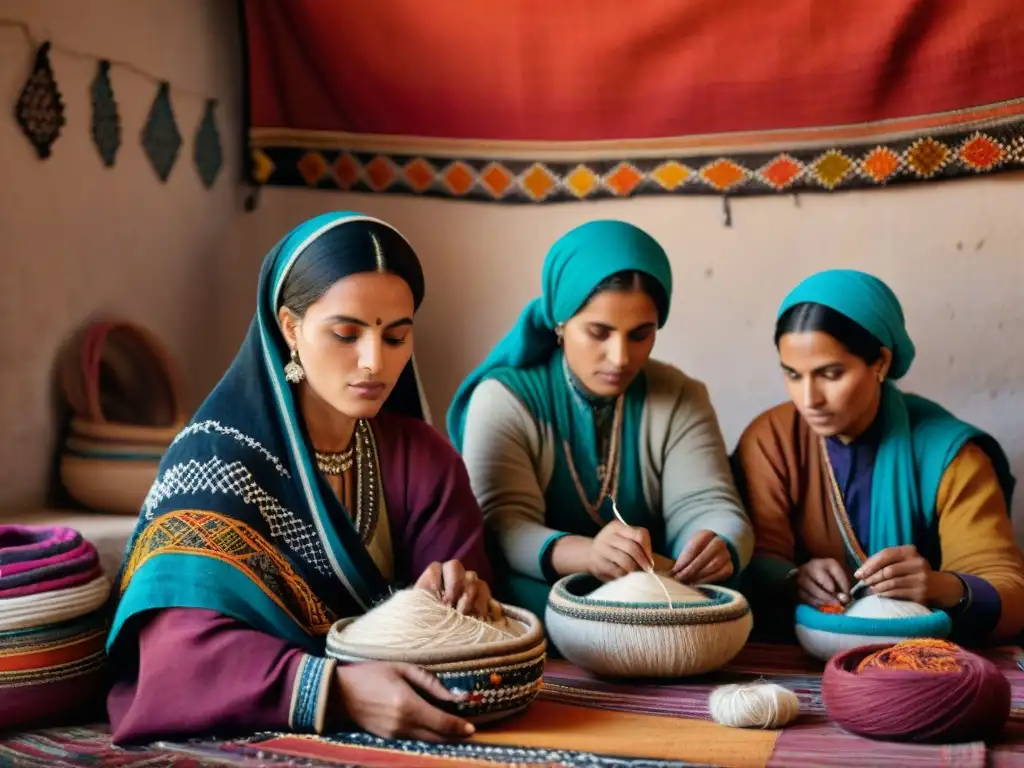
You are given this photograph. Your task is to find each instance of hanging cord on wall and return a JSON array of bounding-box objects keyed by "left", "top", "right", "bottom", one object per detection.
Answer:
[{"left": 0, "top": 18, "right": 215, "bottom": 101}]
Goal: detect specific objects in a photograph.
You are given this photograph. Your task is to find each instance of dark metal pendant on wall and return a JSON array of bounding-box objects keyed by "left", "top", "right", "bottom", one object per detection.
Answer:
[
  {"left": 141, "top": 81, "right": 182, "bottom": 182},
  {"left": 15, "top": 41, "right": 65, "bottom": 159}
]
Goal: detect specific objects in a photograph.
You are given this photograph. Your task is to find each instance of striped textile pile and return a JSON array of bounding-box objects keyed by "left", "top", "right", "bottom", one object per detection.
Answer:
[{"left": 0, "top": 525, "right": 110, "bottom": 730}]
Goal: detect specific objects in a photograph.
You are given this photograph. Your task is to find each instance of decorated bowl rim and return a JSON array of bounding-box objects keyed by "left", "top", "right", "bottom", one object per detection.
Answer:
[{"left": 325, "top": 601, "right": 545, "bottom": 665}]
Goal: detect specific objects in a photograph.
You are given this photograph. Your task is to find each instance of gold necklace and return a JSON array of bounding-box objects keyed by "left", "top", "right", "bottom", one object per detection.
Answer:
[
  {"left": 314, "top": 443, "right": 355, "bottom": 475},
  {"left": 563, "top": 394, "right": 624, "bottom": 525}
]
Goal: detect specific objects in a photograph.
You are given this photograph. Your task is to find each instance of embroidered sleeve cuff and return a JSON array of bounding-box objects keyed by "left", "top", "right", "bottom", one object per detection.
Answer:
[
  {"left": 949, "top": 572, "right": 1002, "bottom": 638},
  {"left": 539, "top": 532, "right": 570, "bottom": 583},
  {"left": 288, "top": 654, "right": 336, "bottom": 734}
]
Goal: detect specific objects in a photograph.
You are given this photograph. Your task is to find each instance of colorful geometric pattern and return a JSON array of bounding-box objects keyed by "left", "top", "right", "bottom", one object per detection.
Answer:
[
  {"left": 241, "top": 0, "right": 1024, "bottom": 204},
  {"left": 122, "top": 510, "right": 335, "bottom": 635},
  {"left": 248, "top": 122, "right": 1024, "bottom": 204}
]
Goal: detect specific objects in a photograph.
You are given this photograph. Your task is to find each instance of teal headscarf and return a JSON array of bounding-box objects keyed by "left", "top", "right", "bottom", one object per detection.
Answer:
[
  {"left": 448, "top": 220, "right": 673, "bottom": 450},
  {"left": 778, "top": 269, "right": 1014, "bottom": 557}
]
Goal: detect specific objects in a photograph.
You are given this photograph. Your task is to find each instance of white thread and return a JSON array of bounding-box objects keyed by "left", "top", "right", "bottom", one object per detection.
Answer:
[
  {"left": 709, "top": 682, "right": 800, "bottom": 729},
  {"left": 334, "top": 588, "right": 523, "bottom": 650},
  {"left": 609, "top": 496, "right": 675, "bottom": 608}
]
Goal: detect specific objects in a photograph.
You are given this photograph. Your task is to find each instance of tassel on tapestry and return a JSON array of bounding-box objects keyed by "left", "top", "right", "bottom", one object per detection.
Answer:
[
  {"left": 90, "top": 60, "right": 120, "bottom": 168},
  {"left": 14, "top": 41, "right": 65, "bottom": 159},
  {"left": 193, "top": 99, "right": 222, "bottom": 189},
  {"left": 140, "top": 81, "right": 181, "bottom": 183}
]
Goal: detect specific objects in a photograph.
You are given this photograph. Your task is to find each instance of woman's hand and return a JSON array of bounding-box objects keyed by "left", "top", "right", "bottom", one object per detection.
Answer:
[
  {"left": 333, "top": 661, "right": 475, "bottom": 742},
  {"left": 671, "top": 530, "right": 733, "bottom": 584},
  {"left": 588, "top": 521, "right": 655, "bottom": 582},
  {"left": 795, "top": 557, "right": 852, "bottom": 606},
  {"left": 415, "top": 560, "right": 501, "bottom": 619},
  {"left": 855, "top": 545, "right": 933, "bottom": 605}
]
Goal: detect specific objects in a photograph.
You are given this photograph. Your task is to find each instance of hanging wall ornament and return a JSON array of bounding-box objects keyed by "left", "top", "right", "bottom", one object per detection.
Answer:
[
  {"left": 141, "top": 81, "right": 182, "bottom": 182},
  {"left": 193, "top": 99, "right": 223, "bottom": 189},
  {"left": 14, "top": 41, "right": 66, "bottom": 159},
  {"left": 90, "top": 60, "right": 120, "bottom": 167}
]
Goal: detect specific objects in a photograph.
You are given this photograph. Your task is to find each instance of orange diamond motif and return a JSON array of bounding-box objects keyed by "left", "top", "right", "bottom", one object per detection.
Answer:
[
  {"left": 442, "top": 162, "right": 476, "bottom": 195},
  {"left": 860, "top": 147, "right": 901, "bottom": 183},
  {"left": 959, "top": 134, "right": 1005, "bottom": 172},
  {"left": 905, "top": 137, "right": 949, "bottom": 178},
  {"left": 403, "top": 158, "right": 435, "bottom": 192},
  {"left": 296, "top": 152, "right": 327, "bottom": 186},
  {"left": 565, "top": 165, "right": 599, "bottom": 198},
  {"left": 700, "top": 159, "right": 745, "bottom": 191},
  {"left": 605, "top": 163, "right": 643, "bottom": 196},
  {"left": 812, "top": 151, "right": 853, "bottom": 189},
  {"left": 759, "top": 155, "right": 802, "bottom": 190},
  {"left": 480, "top": 163, "right": 514, "bottom": 198},
  {"left": 520, "top": 164, "right": 556, "bottom": 201},
  {"left": 333, "top": 153, "right": 360, "bottom": 189},
  {"left": 251, "top": 149, "right": 274, "bottom": 184},
  {"left": 651, "top": 161, "right": 690, "bottom": 190},
  {"left": 365, "top": 156, "right": 397, "bottom": 191}
]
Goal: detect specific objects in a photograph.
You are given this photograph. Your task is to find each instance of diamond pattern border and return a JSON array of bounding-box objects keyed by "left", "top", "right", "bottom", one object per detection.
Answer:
[{"left": 248, "top": 123, "right": 1024, "bottom": 204}]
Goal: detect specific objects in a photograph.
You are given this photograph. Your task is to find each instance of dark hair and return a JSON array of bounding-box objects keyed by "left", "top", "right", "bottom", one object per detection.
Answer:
[
  {"left": 278, "top": 220, "right": 425, "bottom": 317},
  {"left": 582, "top": 270, "right": 669, "bottom": 320},
  {"left": 774, "top": 302, "right": 883, "bottom": 364}
]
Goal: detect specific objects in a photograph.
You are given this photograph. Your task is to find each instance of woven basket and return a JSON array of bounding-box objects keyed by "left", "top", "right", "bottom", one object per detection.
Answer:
[
  {"left": 326, "top": 603, "right": 546, "bottom": 724},
  {"left": 545, "top": 573, "right": 752, "bottom": 678},
  {"left": 795, "top": 603, "right": 952, "bottom": 662}
]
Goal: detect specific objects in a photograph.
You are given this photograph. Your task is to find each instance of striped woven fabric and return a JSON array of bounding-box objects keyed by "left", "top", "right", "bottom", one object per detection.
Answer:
[{"left": 541, "top": 642, "right": 1024, "bottom": 767}]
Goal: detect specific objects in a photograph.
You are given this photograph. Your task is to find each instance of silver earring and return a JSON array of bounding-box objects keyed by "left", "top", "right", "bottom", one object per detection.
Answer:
[
  {"left": 284, "top": 348, "right": 305, "bottom": 384},
  {"left": 555, "top": 324, "right": 565, "bottom": 347}
]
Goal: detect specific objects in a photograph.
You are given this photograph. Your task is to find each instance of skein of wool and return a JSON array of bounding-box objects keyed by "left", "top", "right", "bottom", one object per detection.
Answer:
[
  {"left": 333, "top": 588, "right": 519, "bottom": 651},
  {"left": 709, "top": 682, "right": 800, "bottom": 729},
  {"left": 822, "top": 639, "right": 1011, "bottom": 743}
]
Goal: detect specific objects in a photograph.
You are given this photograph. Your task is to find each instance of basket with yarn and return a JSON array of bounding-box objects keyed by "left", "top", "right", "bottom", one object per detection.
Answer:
[
  {"left": 56, "top": 320, "right": 185, "bottom": 515},
  {"left": 545, "top": 571, "right": 752, "bottom": 678},
  {"left": 794, "top": 594, "right": 951, "bottom": 662},
  {"left": 326, "top": 588, "right": 546, "bottom": 724},
  {"left": 822, "top": 639, "right": 1010, "bottom": 743}
]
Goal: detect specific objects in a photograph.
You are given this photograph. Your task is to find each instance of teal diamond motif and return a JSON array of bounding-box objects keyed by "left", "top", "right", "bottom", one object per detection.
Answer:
[
  {"left": 141, "top": 82, "right": 181, "bottom": 182},
  {"left": 90, "top": 60, "right": 120, "bottom": 167},
  {"left": 193, "top": 99, "right": 222, "bottom": 189}
]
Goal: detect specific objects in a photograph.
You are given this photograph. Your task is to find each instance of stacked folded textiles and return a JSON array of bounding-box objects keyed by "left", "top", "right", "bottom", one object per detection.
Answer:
[{"left": 0, "top": 525, "right": 111, "bottom": 730}]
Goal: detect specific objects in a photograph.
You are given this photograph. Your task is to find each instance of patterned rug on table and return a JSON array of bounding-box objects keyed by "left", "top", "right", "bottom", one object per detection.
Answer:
[{"left": 4, "top": 643, "right": 1023, "bottom": 767}]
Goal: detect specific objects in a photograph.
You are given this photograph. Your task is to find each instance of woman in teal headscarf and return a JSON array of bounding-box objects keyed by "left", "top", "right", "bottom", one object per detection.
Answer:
[
  {"left": 108, "top": 212, "right": 496, "bottom": 744},
  {"left": 448, "top": 220, "right": 753, "bottom": 620},
  {"left": 733, "top": 269, "right": 1024, "bottom": 642}
]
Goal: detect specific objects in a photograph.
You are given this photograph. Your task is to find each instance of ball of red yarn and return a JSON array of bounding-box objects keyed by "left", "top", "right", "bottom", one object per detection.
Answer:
[{"left": 822, "top": 639, "right": 1011, "bottom": 743}]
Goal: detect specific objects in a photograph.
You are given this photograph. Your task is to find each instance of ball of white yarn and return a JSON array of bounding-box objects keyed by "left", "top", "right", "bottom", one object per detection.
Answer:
[
  {"left": 588, "top": 572, "right": 710, "bottom": 605},
  {"left": 337, "top": 588, "right": 518, "bottom": 650},
  {"left": 708, "top": 682, "right": 800, "bottom": 729},
  {"left": 843, "top": 594, "right": 931, "bottom": 619}
]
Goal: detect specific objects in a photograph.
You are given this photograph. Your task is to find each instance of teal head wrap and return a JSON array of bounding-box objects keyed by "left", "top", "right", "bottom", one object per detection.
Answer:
[
  {"left": 447, "top": 220, "right": 672, "bottom": 450},
  {"left": 776, "top": 269, "right": 1013, "bottom": 558},
  {"left": 778, "top": 269, "right": 916, "bottom": 378}
]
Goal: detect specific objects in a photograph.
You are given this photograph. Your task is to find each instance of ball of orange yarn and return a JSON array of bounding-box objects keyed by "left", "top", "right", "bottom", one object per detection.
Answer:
[{"left": 822, "top": 639, "right": 1011, "bottom": 743}]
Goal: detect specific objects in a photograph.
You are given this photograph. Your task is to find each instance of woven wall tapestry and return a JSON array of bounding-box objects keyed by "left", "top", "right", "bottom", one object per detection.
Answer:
[{"left": 241, "top": 0, "right": 1024, "bottom": 203}]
